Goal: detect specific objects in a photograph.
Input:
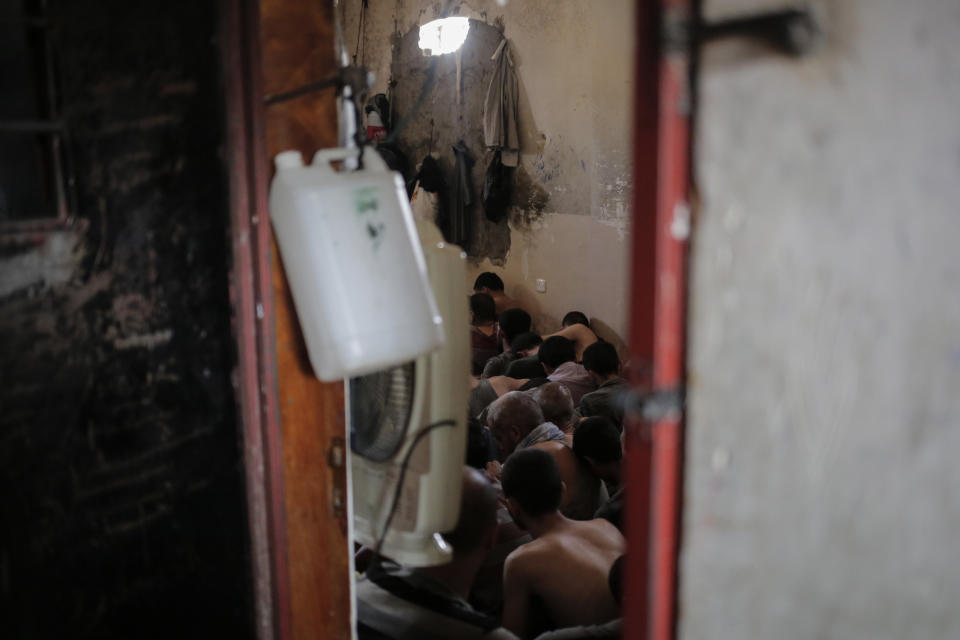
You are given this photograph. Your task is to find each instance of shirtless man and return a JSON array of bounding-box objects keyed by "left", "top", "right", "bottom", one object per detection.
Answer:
[
  {"left": 500, "top": 448, "right": 625, "bottom": 638},
  {"left": 486, "top": 391, "right": 603, "bottom": 521},
  {"left": 356, "top": 467, "right": 519, "bottom": 639},
  {"left": 542, "top": 311, "right": 599, "bottom": 362},
  {"left": 474, "top": 272, "right": 522, "bottom": 316}
]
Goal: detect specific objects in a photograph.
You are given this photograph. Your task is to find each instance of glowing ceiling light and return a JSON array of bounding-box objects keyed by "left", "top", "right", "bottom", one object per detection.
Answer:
[{"left": 418, "top": 17, "right": 470, "bottom": 56}]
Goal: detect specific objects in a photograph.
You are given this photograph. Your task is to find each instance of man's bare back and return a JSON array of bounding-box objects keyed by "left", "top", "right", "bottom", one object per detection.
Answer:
[
  {"left": 530, "top": 440, "right": 604, "bottom": 521},
  {"left": 502, "top": 517, "right": 624, "bottom": 637},
  {"left": 543, "top": 324, "right": 598, "bottom": 362}
]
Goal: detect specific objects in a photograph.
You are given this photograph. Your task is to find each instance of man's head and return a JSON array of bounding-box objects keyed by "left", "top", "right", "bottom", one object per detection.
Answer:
[
  {"left": 466, "top": 415, "right": 495, "bottom": 470},
  {"left": 440, "top": 467, "right": 500, "bottom": 556},
  {"left": 501, "top": 448, "right": 563, "bottom": 528},
  {"left": 538, "top": 336, "right": 576, "bottom": 374},
  {"left": 510, "top": 331, "right": 542, "bottom": 357},
  {"left": 473, "top": 272, "right": 505, "bottom": 294},
  {"left": 573, "top": 417, "right": 622, "bottom": 483},
  {"left": 486, "top": 391, "right": 545, "bottom": 461},
  {"left": 533, "top": 382, "right": 576, "bottom": 431},
  {"left": 561, "top": 311, "right": 590, "bottom": 328},
  {"left": 470, "top": 292, "right": 497, "bottom": 324},
  {"left": 498, "top": 308, "right": 532, "bottom": 348},
  {"left": 581, "top": 341, "right": 620, "bottom": 383}
]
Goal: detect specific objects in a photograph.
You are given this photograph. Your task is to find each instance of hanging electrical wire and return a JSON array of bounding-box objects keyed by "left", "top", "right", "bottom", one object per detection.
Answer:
[{"left": 353, "top": 0, "right": 367, "bottom": 66}]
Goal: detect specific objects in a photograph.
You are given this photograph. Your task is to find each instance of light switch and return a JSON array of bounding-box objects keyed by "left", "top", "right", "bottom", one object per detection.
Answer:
[{"left": 536, "top": 278, "right": 546, "bottom": 293}]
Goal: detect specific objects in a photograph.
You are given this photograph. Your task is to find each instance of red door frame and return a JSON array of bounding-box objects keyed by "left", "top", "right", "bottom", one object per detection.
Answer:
[
  {"left": 224, "top": 0, "right": 692, "bottom": 636},
  {"left": 624, "top": 0, "right": 691, "bottom": 639}
]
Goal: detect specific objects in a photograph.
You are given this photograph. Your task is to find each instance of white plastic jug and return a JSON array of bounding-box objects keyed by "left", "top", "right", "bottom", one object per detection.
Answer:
[{"left": 269, "top": 147, "right": 444, "bottom": 381}]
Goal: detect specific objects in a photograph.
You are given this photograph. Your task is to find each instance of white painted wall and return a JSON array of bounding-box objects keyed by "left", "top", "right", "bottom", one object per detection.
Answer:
[
  {"left": 682, "top": 1, "right": 960, "bottom": 638},
  {"left": 341, "top": 0, "right": 635, "bottom": 344}
]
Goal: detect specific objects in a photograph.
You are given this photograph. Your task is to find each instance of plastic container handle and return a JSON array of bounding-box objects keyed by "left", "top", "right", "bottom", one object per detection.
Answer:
[
  {"left": 312, "top": 148, "right": 363, "bottom": 176},
  {"left": 311, "top": 147, "right": 389, "bottom": 174}
]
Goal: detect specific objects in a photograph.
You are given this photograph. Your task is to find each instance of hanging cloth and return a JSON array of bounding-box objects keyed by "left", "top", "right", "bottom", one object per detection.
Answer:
[
  {"left": 450, "top": 140, "right": 474, "bottom": 250},
  {"left": 482, "top": 150, "right": 511, "bottom": 223},
  {"left": 413, "top": 154, "right": 448, "bottom": 228},
  {"left": 482, "top": 39, "right": 520, "bottom": 167}
]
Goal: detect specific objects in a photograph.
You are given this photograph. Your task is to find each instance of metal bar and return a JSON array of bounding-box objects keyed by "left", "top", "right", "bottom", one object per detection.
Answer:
[
  {"left": 650, "top": 1, "right": 691, "bottom": 635},
  {"left": 263, "top": 74, "right": 340, "bottom": 105},
  {"left": 0, "top": 120, "right": 66, "bottom": 132},
  {"left": 699, "top": 7, "right": 819, "bottom": 56},
  {"left": 623, "top": 0, "right": 663, "bottom": 637},
  {"left": 625, "top": 0, "right": 692, "bottom": 639}
]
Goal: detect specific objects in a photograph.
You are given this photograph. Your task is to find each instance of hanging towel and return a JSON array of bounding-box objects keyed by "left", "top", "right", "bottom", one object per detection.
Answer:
[
  {"left": 482, "top": 39, "right": 520, "bottom": 167},
  {"left": 450, "top": 140, "right": 474, "bottom": 250},
  {"left": 482, "top": 150, "right": 511, "bottom": 222},
  {"left": 412, "top": 154, "right": 447, "bottom": 227}
]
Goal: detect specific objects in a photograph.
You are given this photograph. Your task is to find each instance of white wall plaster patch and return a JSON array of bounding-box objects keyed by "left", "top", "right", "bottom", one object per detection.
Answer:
[
  {"left": 113, "top": 329, "right": 174, "bottom": 351},
  {"left": 671, "top": 201, "right": 691, "bottom": 240}
]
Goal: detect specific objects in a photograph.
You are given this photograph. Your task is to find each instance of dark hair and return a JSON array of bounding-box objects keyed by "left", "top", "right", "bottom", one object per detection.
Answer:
[
  {"left": 561, "top": 311, "right": 590, "bottom": 328},
  {"left": 608, "top": 555, "right": 625, "bottom": 604},
  {"left": 581, "top": 341, "right": 619, "bottom": 376},
  {"left": 573, "top": 417, "right": 622, "bottom": 464},
  {"left": 498, "top": 308, "right": 532, "bottom": 343},
  {"left": 466, "top": 415, "right": 496, "bottom": 469},
  {"left": 510, "top": 331, "right": 542, "bottom": 353},
  {"left": 507, "top": 356, "right": 548, "bottom": 380},
  {"left": 470, "top": 293, "right": 497, "bottom": 323},
  {"left": 501, "top": 448, "right": 563, "bottom": 516},
  {"left": 473, "top": 272, "right": 504, "bottom": 292},
  {"left": 538, "top": 336, "right": 576, "bottom": 368}
]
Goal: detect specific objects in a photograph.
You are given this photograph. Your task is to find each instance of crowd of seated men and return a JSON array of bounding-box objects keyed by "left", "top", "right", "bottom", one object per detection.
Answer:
[{"left": 355, "top": 273, "right": 629, "bottom": 639}]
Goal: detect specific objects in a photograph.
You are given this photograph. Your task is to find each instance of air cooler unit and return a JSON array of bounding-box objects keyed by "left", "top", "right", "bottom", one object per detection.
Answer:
[{"left": 348, "top": 219, "right": 469, "bottom": 567}]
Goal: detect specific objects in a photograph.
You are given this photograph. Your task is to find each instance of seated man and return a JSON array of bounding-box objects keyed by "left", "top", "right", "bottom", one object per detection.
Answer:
[
  {"left": 538, "top": 336, "right": 596, "bottom": 405},
  {"left": 542, "top": 311, "right": 599, "bottom": 362},
  {"left": 532, "top": 382, "right": 579, "bottom": 437},
  {"left": 500, "top": 449, "right": 625, "bottom": 638},
  {"left": 487, "top": 391, "right": 603, "bottom": 521},
  {"left": 469, "top": 374, "right": 531, "bottom": 421},
  {"left": 573, "top": 417, "right": 624, "bottom": 532},
  {"left": 577, "top": 342, "right": 629, "bottom": 430},
  {"left": 474, "top": 272, "right": 522, "bottom": 316},
  {"left": 471, "top": 293, "right": 502, "bottom": 376},
  {"left": 483, "top": 308, "right": 532, "bottom": 378},
  {"left": 355, "top": 467, "right": 520, "bottom": 640},
  {"left": 505, "top": 332, "right": 545, "bottom": 380}
]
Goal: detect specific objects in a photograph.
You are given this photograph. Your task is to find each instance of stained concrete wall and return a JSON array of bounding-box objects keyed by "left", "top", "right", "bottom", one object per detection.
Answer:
[
  {"left": 342, "top": 0, "right": 634, "bottom": 343},
  {"left": 682, "top": 0, "right": 960, "bottom": 638}
]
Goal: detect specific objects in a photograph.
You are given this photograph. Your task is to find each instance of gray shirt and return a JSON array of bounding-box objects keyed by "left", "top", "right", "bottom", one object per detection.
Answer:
[{"left": 578, "top": 378, "right": 629, "bottom": 429}]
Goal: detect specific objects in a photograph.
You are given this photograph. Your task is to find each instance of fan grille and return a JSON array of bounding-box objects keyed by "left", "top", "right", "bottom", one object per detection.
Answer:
[{"left": 349, "top": 361, "right": 416, "bottom": 462}]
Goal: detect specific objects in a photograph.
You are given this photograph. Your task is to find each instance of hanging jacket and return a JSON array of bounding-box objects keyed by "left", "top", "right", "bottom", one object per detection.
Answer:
[{"left": 482, "top": 39, "right": 520, "bottom": 167}]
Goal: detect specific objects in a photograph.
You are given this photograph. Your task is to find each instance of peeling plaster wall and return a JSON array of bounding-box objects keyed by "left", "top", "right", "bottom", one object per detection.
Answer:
[
  {"left": 0, "top": 2, "right": 253, "bottom": 637},
  {"left": 682, "top": 1, "right": 960, "bottom": 638},
  {"left": 342, "top": 0, "right": 634, "bottom": 341}
]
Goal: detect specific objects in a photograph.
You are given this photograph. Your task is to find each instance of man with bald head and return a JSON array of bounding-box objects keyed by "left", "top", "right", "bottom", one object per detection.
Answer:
[
  {"left": 531, "top": 382, "right": 579, "bottom": 437},
  {"left": 486, "top": 392, "right": 603, "bottom": 521},
  {"left": 356, "top": 467, "right": 519, "bottom": 639}
]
